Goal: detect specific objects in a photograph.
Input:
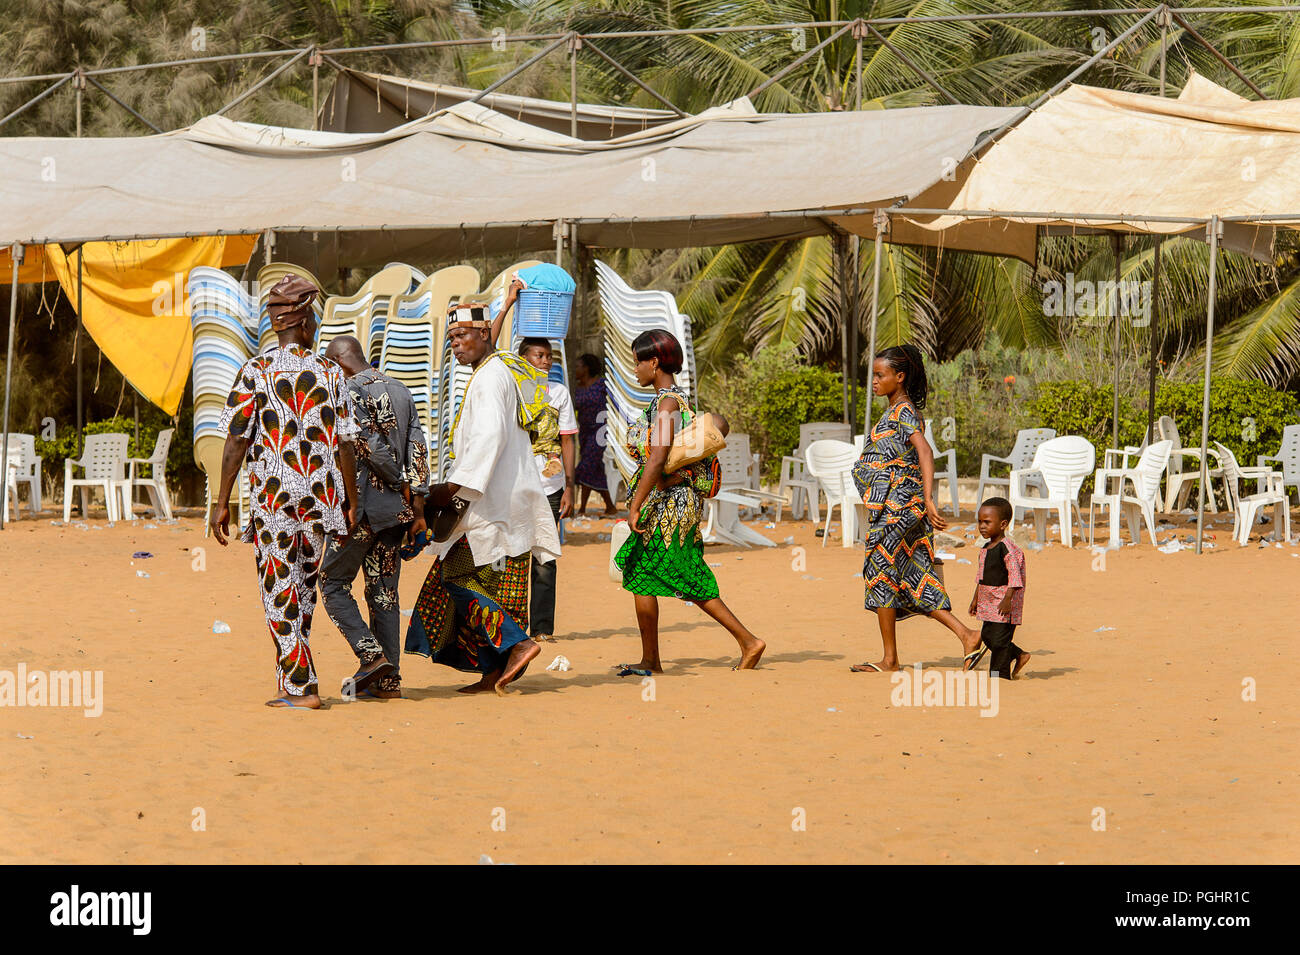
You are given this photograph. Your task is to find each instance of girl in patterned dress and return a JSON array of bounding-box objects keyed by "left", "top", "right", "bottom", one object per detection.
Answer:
[
  {"left": 849, "top": 345, "right": 983, "bottom": 673},
  {"left": 613, "top": 330, "right": 765, "bottom": 674}
]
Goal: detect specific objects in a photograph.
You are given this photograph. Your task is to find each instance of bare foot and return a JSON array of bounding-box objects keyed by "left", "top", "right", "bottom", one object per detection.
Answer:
[
  {"left": 495, "top": 640, "right": 541, "bottom": 695},
  {"left": 959, "top": 626, "right": 982, "bottom": 657},
  {"left": 1012, "top": 652, "right": 1031, "bottom": 679},
  {"left": 266, "top": 693, "right": 321, "bottom": 709},
  {"left": 458, "top": 671, "right": 501, "bottom": 694},
  {"left": 733, "top": 637, "right": 766, "bottom": 670},
  {"left": 850, "top": 660, "right": 899, "bottom": 673}
]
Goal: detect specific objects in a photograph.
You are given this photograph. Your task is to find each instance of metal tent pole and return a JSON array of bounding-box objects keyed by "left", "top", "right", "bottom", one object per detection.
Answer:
[
  {"left": 1195, "top": 216, "right": 1222, "bottom": 555},
  {"left": 834, "top": 230, "right": 849, "bottom": 423},
  {"left": 76, "top": 247, "right": 84, "bottom": 454},
  {"left": 850, "top": 234, "right": 860, "bottom": 427},
  {"left": 865, "top": 210, "right": 886, "bottom": 433},
  {"left": 1147, "top": 238, "right": 1162, "bottom": 441},
  {"left": 1111, "top": 233, "right": 1124, "bottom": 450},
  {"left": 1, "top": 244, "right": 22, "bottom": 530},
  {"left": 569, "top": 34, "right": 580, "bottom": 138}
]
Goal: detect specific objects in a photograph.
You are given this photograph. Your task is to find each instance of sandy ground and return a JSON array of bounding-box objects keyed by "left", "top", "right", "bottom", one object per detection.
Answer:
[{"left": 0, "top": 501, "right": 1296, "bottom": 865}]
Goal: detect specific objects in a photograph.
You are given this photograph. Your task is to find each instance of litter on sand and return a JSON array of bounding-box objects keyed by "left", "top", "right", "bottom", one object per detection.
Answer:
[
  {"left": 1093, "top": 626, "right": 1117, "bottom": 632},
  {"left": 135, "top": 570, "right": 150, "bottom": 578},
  {"left": 132, "top": 551, "right": 154, "bottom": 559},
  {"left": 212, "top": 620, "right": 231, "bottom": 634},
  {"left": 545, "top": 655, "right": 571, "bottom": 672}
]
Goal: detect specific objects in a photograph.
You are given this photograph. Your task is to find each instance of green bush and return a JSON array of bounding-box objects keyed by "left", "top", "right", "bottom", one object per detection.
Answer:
[
  {"left": 702, "top": 344, "right": 844, "bottom": 483},
  {"left": 1028, "top": 377, "right": 1300, "bottom": 468},
  {"left": 32, "top": 407, "right": 199, "bottom": 500}
]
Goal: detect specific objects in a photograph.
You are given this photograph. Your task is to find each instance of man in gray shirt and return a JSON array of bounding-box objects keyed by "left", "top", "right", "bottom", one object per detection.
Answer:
[{"left": 320, "top": 335, "right": 429, "bottom": 699}]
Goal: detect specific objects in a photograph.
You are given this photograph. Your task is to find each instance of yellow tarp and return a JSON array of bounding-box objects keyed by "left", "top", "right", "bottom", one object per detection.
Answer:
[{"left": 1, "top": 236, "right": 256, "bottom": 415}]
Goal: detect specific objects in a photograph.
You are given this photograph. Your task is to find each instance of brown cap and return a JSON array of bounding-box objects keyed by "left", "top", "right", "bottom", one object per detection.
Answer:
[{"left": 267, "top": 275, "right": 318, "bottom": 330}]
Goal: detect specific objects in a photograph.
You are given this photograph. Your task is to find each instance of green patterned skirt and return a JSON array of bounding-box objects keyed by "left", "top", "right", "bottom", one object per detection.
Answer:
[{"left": 615, "top": 484, "right": 719, "bottom": 601}]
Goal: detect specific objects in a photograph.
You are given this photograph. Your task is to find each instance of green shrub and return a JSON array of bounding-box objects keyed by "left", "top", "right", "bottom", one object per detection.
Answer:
[
  {"left": 32, "top": 408, "right": 199, "bottom": 500},
  {"left": 1028, "top": 377, "right": 1300, "bottom": 467},
  {"left": 703, "top": 344, "right": 844, "bottom": 482}
]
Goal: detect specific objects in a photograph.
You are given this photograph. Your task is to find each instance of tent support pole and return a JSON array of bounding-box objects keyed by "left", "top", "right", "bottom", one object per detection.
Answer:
[
  {"left": 850, "top": 234, "right": 860, "bottom": 427},
  {"left": 1147, "top": 238, "right": 1162, "bottom": 443},
  {"left": 865, "top": 210, "right": 886, "bottom": 433},
  {"left": 1195, "top": 217, "right": 1222, "bottom": 555},
  {"left": 1168, "top": 10, "right": 1268, "bottom": 100},
  {"left": 1111, "top": 233, "right": 1123, "bottom": 450},
  {"left": 311, "top": 48, "right": 321, "bottom": 130},
  {"left": 749, "top": 22, "right": 853, "bottom": 100},
  {"left": 569, "top": 34, "right": 580, "bottom": 138},
  {"left": 581, "top": 38, "right": 685, "bottom": 115},
  {"left": 1, "top": 244, "right": 22, "bottom": 531},
  {"left": 854, "top": 25, "right": 863, "bottom": 110},
  {"left": 464, "top": 36, "right": 570, "bottom": 110},
  {"left": 834, "top": 230, "right": 849, "bottom": 423},
  {"left": 0, "top": 72, "right": 74, "bottom": 129},
  {"left": 76, "top": 248, "right": 84, "bottom": 455}
]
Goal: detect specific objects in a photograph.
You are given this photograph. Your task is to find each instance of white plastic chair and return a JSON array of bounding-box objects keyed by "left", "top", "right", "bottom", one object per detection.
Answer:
[
  {"left": 116, "top": 428, "right": 174, "bottom": 520},
  {"left": 3, "top": 433, "right": 41, "bottom": 517},
  {"left": 976, "top": 428, "right": 1055, "bottom": 516},
  {"left": 3, "top": 459, "right": 19, "bottom": 523},
  {"left": 779, "top": 422, "right": 851, "bottom": 521},
  {"left": 1160, "top": 416, "right": 1224, "bottom": 513},
  {"left": 702, "top": 436, "right": 777, "bottom": 548},
  {"left": 63, "top": 434, "right": 129, "bottom": 522},
  {"left": 1088, "top": 439, "right": 1172, "bottom": 546},
  {"left": 924, "top": 418, "right": 959, "bottom": 517},
  {"left": 1257, "top": 424, "right": 1300, "bottom": 507},
  {"left": 1216, "top": 442, "right": 1292, "bottom": 545},
  {"left": 1007, "top": 435, "right": 1096, "bottom": 547},
  {"left": 805, "top": 439, "right": 863, "bottom": 549}
]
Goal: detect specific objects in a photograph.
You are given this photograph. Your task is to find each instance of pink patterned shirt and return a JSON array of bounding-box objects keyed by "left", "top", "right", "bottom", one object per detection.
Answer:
[{"left": 975, "top": 538, "right": 1026, "bottom": 625}]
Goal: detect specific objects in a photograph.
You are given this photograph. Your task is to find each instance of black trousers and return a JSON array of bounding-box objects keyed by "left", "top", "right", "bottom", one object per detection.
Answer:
[
  {"left": 529, "top": 489, "right": 564, "bottom": 637},
  {"left": 980, "top": 621, "right": 1024, "bottom": 679}
]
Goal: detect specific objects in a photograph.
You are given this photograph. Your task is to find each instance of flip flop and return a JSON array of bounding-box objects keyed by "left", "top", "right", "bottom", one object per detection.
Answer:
[
  {"left": 850, "top": 662, "right": 886, "bottom": 672},
  {"left": 962, "top": 647, "right": 989, "bottom": 672},
  {"left": 347, "top": 659, "right": 396, "bottom": 694},
  {"left": 616, "top": 665, "right": 653, "bottom": 677},
  {"left": 265, "top": 697, "right": 313, "bottom": 709}
]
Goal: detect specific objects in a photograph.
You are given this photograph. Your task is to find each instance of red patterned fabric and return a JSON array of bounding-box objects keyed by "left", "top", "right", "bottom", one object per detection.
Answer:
[{"left": 975, "top": 538, "right": 1026, "bottom": 625}]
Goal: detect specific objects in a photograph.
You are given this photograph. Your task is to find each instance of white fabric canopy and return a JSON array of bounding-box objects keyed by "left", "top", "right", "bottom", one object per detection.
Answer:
[
  {"left": 902, "top": 74, "right": 1291, "bottom": 260},
  {"left": 0, "top": 98, "right": 1021, "bottom": 271}
]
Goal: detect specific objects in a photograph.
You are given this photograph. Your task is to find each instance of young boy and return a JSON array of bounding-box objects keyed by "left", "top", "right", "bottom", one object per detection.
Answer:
[
  {"left": 518, "top": 337, "right": 578, "bottom": 642},
  {"left": 967, "top": 497, "right": 1031, "bottom": 679}
]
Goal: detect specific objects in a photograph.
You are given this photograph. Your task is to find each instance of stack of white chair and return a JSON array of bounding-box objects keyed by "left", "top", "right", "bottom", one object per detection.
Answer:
[
  {"left": 1007, "top": 435, "right": 1096, "bottom": 547},
  {"left": 318, "top": 264, "right": 416, "bottom": 359},
  {"left": 1215, "top": 441, "right": 1292, "bottom": 545},
  {"left": 594, "top": 260, "right": 697, "bottom": 499},
  {"left": 188, "top": 266, "right": 260, "bottom": 533},
  {"left": 256, "top": 263, "right": 326, "bottom": 354},
  {"left": 384, "top": 264, "right": 481, "bottom": 482}
]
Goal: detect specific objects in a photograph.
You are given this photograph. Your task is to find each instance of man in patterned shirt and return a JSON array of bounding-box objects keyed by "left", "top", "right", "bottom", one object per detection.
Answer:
[
  {"left": 211, "top": 276, "right": 391, "bottom": 709},
  {"left": 320, "top": 335, "right": 429, "bottom": 700}
]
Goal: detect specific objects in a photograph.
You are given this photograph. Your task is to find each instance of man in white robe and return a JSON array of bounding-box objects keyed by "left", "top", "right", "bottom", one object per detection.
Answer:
[{"left": 404, "top": 308, "right": 561, "bottom": 695}]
